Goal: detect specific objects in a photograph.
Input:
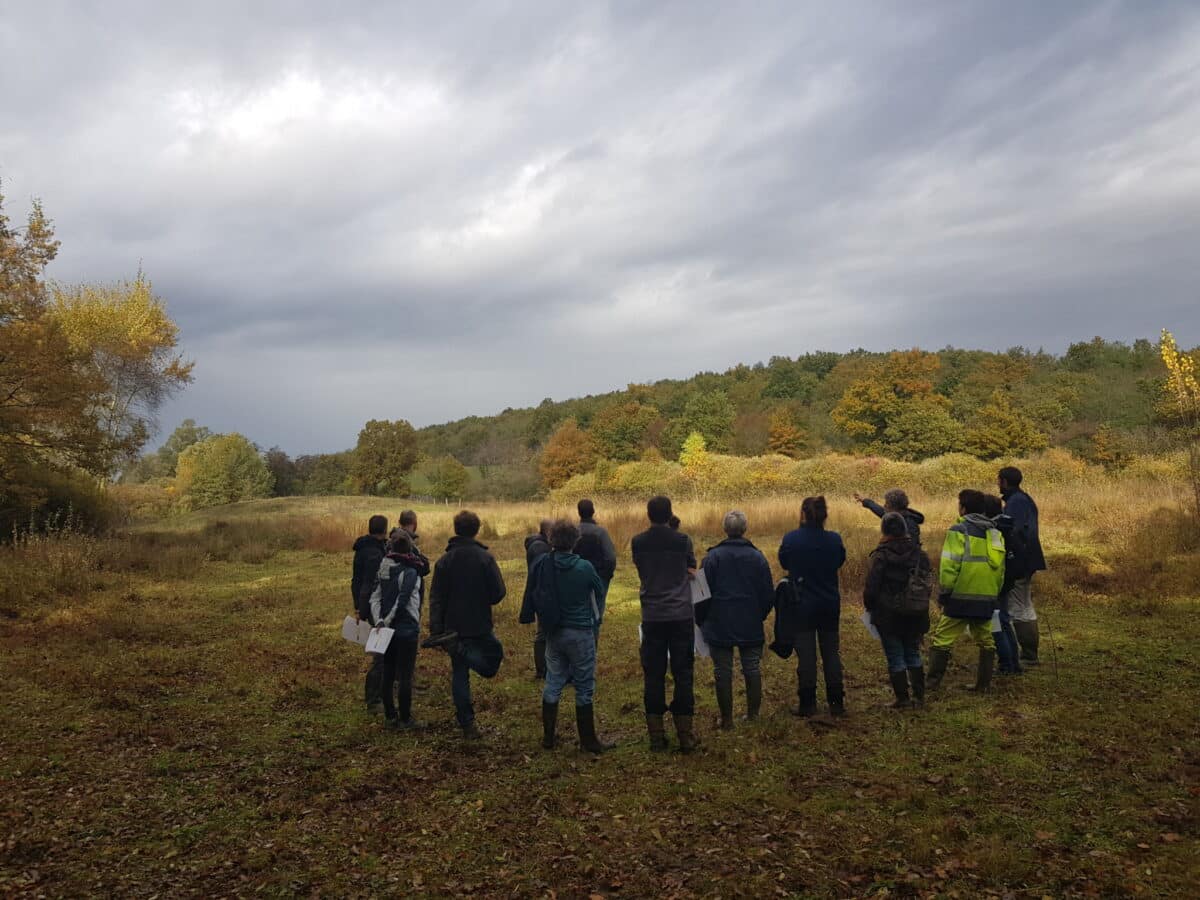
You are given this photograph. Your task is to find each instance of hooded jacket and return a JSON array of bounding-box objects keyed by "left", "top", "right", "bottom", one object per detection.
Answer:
[
  {"left": 778, "top": 525, "right": 847, "bottom": 628},
  {"left": 351, "top": 535, "right": 387, "bottom": 615},
  {"left": 700, "top": 538, "right": 774, "bottom": 648},
  {"left": 520, "top": 551, "right": 605, "bottom": 631},
  {"left": 368, "top": 553, "right": 424, "bottom": 640},
  {"left": 631, "top": 524, "right": 697, "bottom": 623},
  {"left": 938, "top": 514, "right": 1005, "bottom": 620},
  {"left": 863, "top": 536, "right": 931, "bottom": 638},
  {"left": 860, "top": 499, "right": 925, "bottom": 546},
  {"left": 1001, "top": 488, "right": 1047, "bottom": 578},
  {"left": 429, "top": 536, "right": 507, "bottom": 638}
]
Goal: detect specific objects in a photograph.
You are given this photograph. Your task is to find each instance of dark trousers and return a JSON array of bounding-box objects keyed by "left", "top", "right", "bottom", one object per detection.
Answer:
[
  {"left": 364, "top": 655, "right": 384, "bottom": 707},
  {"left": 640, "top": 619, "right": 695, "bottom": 716},
  {"left": 450, "top": 633, "right": 505, "bottom": 726},
  {"left": 796, "top": 627, "right": 844, "bottom": 707},
  {"left": 381, "top": 637, "right": 418, "bottom": 722},
  {"left": 533, "top": 623, "right": 547, "bottom": 677}
]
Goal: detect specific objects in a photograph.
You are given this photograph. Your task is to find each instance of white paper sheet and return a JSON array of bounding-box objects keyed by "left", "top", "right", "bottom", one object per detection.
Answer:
[
  {"left": 989, "top": 610, "right": 1002, "bottom": 633},
  {"left": 365, "top": 627, "right": 395, "bottom": 655},
  {"left": 342, "top": 616, "right": 373, "bottom": 646},
  {"left": 690, "top": 570, "right": 711, "bottom": 605},
  {"left": 860, "top": 610, "right": 881, "bottom": 642},
  {"left": 693, "top": 624, "right": 711, "bottom": 658}
]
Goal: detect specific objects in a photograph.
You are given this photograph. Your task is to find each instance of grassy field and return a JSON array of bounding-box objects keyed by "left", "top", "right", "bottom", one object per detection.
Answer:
[{"left": 1, "top": 489, "right": 1198, "bottom": 897}]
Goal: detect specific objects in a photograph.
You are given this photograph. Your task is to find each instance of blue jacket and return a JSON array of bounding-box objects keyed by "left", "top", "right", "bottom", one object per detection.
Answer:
[
  {"left": 778, "top": 525, "right": 847, "bottom": 627},
  {"left": 700, "top": 538, "right": 774, "bottom": 648},
  {"left": 1001, "top": 488, "right": 1046, "bottom": 577}
]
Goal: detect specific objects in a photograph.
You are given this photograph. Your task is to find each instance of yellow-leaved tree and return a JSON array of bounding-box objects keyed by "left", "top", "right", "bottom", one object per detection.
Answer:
[
  {"left": 539, "top": 419, "right": 596, "bottom": 490},
  {"left": 1159, "top": 329, "right": 1200, "bottom": 517}
]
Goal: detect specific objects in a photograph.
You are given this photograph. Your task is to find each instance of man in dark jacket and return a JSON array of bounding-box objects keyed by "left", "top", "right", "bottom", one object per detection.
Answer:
[
  {"left": 395, "top": 509, "right": 431, "bottom": 576},
  {"left": 576, "top": 499, "right": 617, "bottom": 583},
  {"left": 700, "top": 510, "right": 774, "bottom": 729},
  {"left": 631, "top": 495, "right": 699, "bottom": 753},
  {"left": 524, "top": 519, "right": 553, "bottom": 678},
  {"left": 423, "top": 510, "right": 507, "bottom": 740},
  {"left": 853, "top": 488, "right": 924, "bottom": 545},
  {"left": 351, "top": 514, "right": 388, "bottom": 710},
  {"left": 999, "top": 467, "right": 1047, "bottom": 665}
]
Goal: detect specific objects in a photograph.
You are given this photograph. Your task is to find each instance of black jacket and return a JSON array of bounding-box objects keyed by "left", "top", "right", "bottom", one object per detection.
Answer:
[
  {"left": 351, "top": 535, "right": 387, "bottom": 615},
  {"left": 631, "top": 524, "right": 697, "bottom": 623},
  {"left": 430, "top": 536, "right": 507, "bottom": 638},
  {"left": 577, "top": 519, "right": 617, "bottom": 581},
  {"left": 1001, "top": 488, "right": 1047, "bottom": 578},
  {"left": 699, "top": 538, "right": 774, "bottom": 648},
  {"left": 861, "top": 499, "right": 924, "bottom": 546},
  {"left": 862, "top": 536, "right": 931, "bottom": 639},
  {"left": 524, "top": 534, "right": 551, "bottom": 571}
]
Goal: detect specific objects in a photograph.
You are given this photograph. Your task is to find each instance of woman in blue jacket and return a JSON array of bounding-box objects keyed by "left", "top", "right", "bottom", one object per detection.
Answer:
[
  {"left": 778, "top": 496, "right": 848, "bottom": 717},
  {"left": 700, "top": 511, "right": 775, "bottom": 730}
]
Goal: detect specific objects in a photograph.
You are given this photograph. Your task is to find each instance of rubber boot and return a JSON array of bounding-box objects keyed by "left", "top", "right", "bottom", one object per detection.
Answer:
[
  {"left": 967, "top": 649, "right": 995, "bottom": 692},
  {"left": 794, "top": 687, "right": 818, "bottom": 718},
  {"left": 926, "top": 647, "right": 951, "bottom": 692},
  {"left": 1013, "top": 620, "right": 1040, "bottom": 665},
  {"left": 541, "top": 700, "right": 558, "bottom": 749},
  {"left": 908, "top": 666, "right": 925, "bottom": 708},
  {"left": 576, "top": 704, "right": 613, "bottom": 755},
  {"left": 745, "top": 670, "right": 763, "bottom": 720},
  {"left": 674, "top": 715, "right": 700, "bottom": 754},
  {"left": 716, "top": 678, "right": 734, "bottom": 731},
  {"left": 646, "top": 714, "right": 669, "bottom": 752},
  {"left": 888, "top": 671, "right": 910, "bottom": 709}
]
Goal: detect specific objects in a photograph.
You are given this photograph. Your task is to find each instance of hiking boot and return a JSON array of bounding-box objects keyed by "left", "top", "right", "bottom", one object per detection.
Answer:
[
  {"left": 421, "top": 631, "right": 460, "bottom": 651},
  {"left": 888, "top": 671, "right": 910, "bottom": 709},
  {"left": 926, "top": 647, "right": 951, "bottom": 692},
  {"left": 541, "top": 700, "right": 558, "bottom": 750},
  {"left": 745, "top": 671, "right": 762, "bottom": 720},
  {"left": 1013, "top": 620, "right": 1040, "bottom": 665},
  {"left": 794, "top": 687, "right": 818, "bottom": 718},
  {"left": 461, "top": 721, "right": 482, "bottom": 741},
  {"left": 908, "top": 666, "right": 926, "bottom": 708},
  {"left": 646, "top": 714, "right": 669, "bottom": 752},
  {"left": 828, "top": 700, "right": 847, "bottom": 718},
  {"left": 674, "top": 715, "right": 700, "bottom": 754},
  {"left": 967, "top": 649, "right": 995, "bottom": 692},
  {"left": 576, "top": 704, "right": 613, "bottom": 755},
  {"left": 385, "top": 716, "right": 419, "bottom": 731}
]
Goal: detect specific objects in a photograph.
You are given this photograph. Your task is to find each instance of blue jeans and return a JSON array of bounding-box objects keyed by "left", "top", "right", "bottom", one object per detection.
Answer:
[
  {"left": 880, "top": 633, "right": 922, "bottom": 673},
  {"left": 450, "top": 633, "right": 504, "bottom": 726},
  {"left": 543, "top": 627, "right": 596, "bottom": 707}
]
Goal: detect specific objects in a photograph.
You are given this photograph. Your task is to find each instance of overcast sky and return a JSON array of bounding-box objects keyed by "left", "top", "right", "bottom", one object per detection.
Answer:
[{"left": 3, "top": 1, "right": 1199, "bottom": 454}]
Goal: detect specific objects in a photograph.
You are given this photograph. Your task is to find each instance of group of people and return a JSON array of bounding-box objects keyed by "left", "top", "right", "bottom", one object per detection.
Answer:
[{"left": 348, "top": 466, "right": 1046, "bottom": 753}]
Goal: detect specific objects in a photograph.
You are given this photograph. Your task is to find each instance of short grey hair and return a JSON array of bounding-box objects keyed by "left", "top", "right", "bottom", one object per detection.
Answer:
[
  {"left": 883, "top": 488, "right": 909, "bottom": 511},
  {"left": 723, "top": 510, "right": 748, "bottom": 538}
]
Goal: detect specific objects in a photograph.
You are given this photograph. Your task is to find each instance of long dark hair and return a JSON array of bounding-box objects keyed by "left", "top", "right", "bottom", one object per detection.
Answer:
[{"left": 800, "top": 495, "right": 828, "bottom": 528}]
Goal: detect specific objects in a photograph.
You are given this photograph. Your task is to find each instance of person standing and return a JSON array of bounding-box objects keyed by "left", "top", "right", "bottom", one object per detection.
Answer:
[
  {"left": 396, "top": 509, "right": 431, "bottom": 576},
  {"left": 631, "top": 495, "right": 700, "bottom": 753},
  {"left": 999, "top": 466, "right": 1047, "bottom": 666},
  {"left": 852, "top": 488, "right": 924, "bottom": 545},
  {"left": 575, "top": 499, "right": 617, "bottom": 585},
  {"left": 983, "top": 494, "right": 1022, "bottom": 676},
  {"left": 368, "top": 532, "right": 425, "bottom": 730},
  {"left": 927, "top": 490, "right": 1005, "bottom": 692},
  {"left": 521, "top": 519, "right": 612, "bottom": 754},
  {"left": 351, "top": 514, "right": 389, "bottom": 711},
  {"left": 524, "top": 519, "right": 553, "bottom": 678},
  {"left": 423, "top": 511, "right": 507, "bottom": 740},
  {"left": 863, "top": 513, "right": 932, "bottom": 709},
  {"left": 778, "top": 496, "right": 848, "bottom": 717},
  {"left": 700, "top": 511, "right": 774, "bottom": 729}
]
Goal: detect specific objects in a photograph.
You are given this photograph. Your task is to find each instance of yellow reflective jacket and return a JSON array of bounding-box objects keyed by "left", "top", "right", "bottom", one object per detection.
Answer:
[{"left": 938, "top": 514, "right": 1005, "bottom": 619}]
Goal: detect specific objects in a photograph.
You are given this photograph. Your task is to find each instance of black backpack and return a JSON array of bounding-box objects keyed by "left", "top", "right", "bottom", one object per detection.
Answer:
[{"left": 880, "top": 549, "right": 932, "bottom": 617}]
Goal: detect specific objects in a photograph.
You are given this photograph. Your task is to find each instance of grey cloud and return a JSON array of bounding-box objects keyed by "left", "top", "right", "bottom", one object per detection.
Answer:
[{"left": 3, "top": 0, "right": 1199, "bottom": 453}]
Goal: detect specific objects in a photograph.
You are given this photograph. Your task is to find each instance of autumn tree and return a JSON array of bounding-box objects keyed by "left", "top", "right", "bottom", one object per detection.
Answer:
[
  {"left": 963, "top": 390, "right": 1048, "bottom": 460},
  {"left": 174, "top": 433, "right": 272, "bottom": 510},
  {"left": 590, "top": 400, "right": 660, "bottom": 461},
  {"left": 428, "top": 455, "right": 470, "bottom": 501},
  {"left": 540, "top": 418, "right": 596, "bottom": 490},
  {"left": 350, "top": 419, "right": 419, "bottom": 495},
  {"left": 50, "top": 274, "right": 193, "bottom": 476},
  {"left": 122, "top": 418, "right": 212, "bottom": 482},
  {"left": 766, "top": 409, "right": 807, "bottom": 458},
  {"left": 1159, "top": 328, "right": 1200, "bottom": 517}
]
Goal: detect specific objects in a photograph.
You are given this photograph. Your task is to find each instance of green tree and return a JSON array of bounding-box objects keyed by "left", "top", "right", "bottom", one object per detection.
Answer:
[
  {"left": 539, "top": 418, "right": 596, "bottom": 490},
  {"left": 963, "top": 390, "right": 1047, "bottom": 460},
  {"left": 295, "top": 452, "right": 354, "bottom": 495},
  {"left": 662, "top": 390, "right": 736, "bottom": 455},
  {"left": 589, "top": 400, "right": 660, "bottom": 461},
  {"left": 264, "top": 447, "right": 300, "bottom": 496},
  {"left": 123, "top": 418, "right": 211, "bottom": 482},
  {"left": 174, "top": 434, "right": 272, "bottom": 510},
  {"left": 428, "top": 455, "right": 470, "bottom": 501},
  {"left": 350, "top": 419, "right": 419, "bottom": 495},
  {"left": 883, "top": 400, "right": 965, "bottom": 461}
]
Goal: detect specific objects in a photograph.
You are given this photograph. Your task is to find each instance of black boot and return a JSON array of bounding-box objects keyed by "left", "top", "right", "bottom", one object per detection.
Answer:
[
  {"left": 794, "top": 687, "right": 818, "bottom": 718},
  {"left": 927, "top": 648, "right": 951, "bottom": 692},
  {"left": 576, "top": 704, "right": 613, "bottom": 754},
  {"left": 908, "top": 666, "right": 926, "bottom": 708},
  {"left": 1013, "top": 620, "right": 1040, "bottom": 665},
  {"left": 674, "top": 715, "right": 700, "bottom": 754},
  {"left": 716, "top": 678, "right": 734, "bottom": 731},
  {"left": 888, "top": 671, "right": 910, "bottom": 709},
  {"left": 967, "top": 649, "right": 995, "bottom": 692},
  {"left": 745, "top": 671, "right": 762, "bottom": 721},
  {"left": 541, "top": 700, "right": 558, "bottom": 749},
  {"left": 646, "top": 714, "right": 669, "bottom": 752}
]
